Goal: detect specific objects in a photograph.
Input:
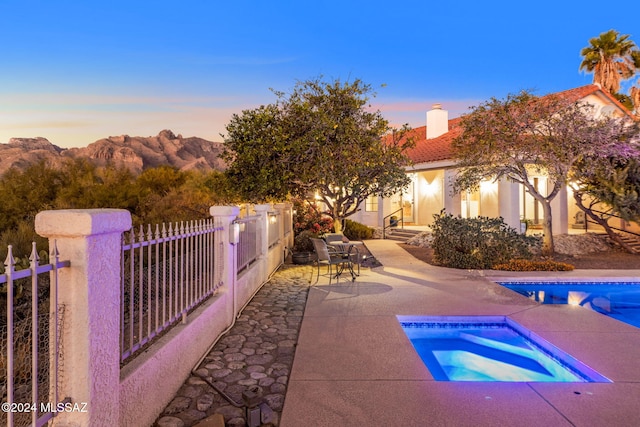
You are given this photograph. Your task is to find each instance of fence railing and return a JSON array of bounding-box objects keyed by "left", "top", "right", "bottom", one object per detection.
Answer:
[
  {"left": 120, "top": 219, "right": 223, "bottom": 364},
  {"left": 1, "top": 243, "right": 70, "bottom": 427},
  {"left": 235, "top": 216, "right": 259, "bottom": 274}
]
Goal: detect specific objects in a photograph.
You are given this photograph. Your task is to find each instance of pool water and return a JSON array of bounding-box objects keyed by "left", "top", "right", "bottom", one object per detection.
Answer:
[
  {"left": 499, "top": 281, "right": 640, "bottom": 328},
  {"left": 398, "top": 316, "right": 610, "bottom": 383}
]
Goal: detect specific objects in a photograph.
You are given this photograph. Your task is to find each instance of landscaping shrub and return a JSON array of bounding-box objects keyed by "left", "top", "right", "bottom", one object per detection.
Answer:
[
  {"left": 293, "top": 229, "right": 318, "bottom": 253},
  {"left": 492, "top": 259, "right": 575, "bottom": 271},
  {"left": 431, "top": 211, "right": 539, "bottom": 269},
  {"left": 343, "top": 219, "right": 374, "bottom": 240}
]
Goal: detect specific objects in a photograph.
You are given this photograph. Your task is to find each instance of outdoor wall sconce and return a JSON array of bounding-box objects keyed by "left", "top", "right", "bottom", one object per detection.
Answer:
[{"left": 230, "top": 222, "right": 240, "bottom": 245}]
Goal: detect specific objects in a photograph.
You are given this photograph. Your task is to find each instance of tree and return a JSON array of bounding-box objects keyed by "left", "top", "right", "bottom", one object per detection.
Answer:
[
  {"left": 580, "top": 29, "right": 640, "bottom": 96},
  {"left": 632, "top": 84, "right": 640, "bottom": 116},
  {"left": 222, "top": 77, "right": 415, "bottom": 230},
  {"left": 570, "top": 126, "right": 640, "bottom": 252},
  {"left": 222, "top": 103, "right": 295, "bottom": 201},
  {"left": 452, "top": 90, "right": 628, "bottom": 255}
]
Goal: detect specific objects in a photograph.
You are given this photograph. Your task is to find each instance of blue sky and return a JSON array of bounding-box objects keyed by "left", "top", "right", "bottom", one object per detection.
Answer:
[{"left": 1, "top": 0, "right": 638, "bottom": 148}]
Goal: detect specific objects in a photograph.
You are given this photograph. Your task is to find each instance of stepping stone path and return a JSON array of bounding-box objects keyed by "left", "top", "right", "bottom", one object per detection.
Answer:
[{"left": 155, "top": 264, "right": 313, "bottom": 427}]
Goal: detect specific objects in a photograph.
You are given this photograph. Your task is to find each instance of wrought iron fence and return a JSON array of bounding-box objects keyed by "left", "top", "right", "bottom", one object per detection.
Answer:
[
  {"left": 120, "top": 219, "right": 223, "bottom": 365},
  {"left": 1, "top": 243, "right": 70, "bottom": 427},
  {"left": 235, "top": 216, "right": 259, "bottom": 274}
]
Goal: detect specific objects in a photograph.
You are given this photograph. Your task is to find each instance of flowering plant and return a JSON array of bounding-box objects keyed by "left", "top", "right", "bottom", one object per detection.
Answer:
[{"left": 292, "top": 197, "right": 333, "bottom": 252}]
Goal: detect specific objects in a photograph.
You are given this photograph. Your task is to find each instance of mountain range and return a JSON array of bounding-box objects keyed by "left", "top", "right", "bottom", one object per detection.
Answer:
[{"left": 0, "top": 130, "right": 226, "bottom": 175}]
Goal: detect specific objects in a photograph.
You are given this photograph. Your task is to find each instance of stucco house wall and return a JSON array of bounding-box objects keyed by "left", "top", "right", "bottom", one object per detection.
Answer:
[{"left": 357, "top": 84, "right": 636, "bottom": 234}]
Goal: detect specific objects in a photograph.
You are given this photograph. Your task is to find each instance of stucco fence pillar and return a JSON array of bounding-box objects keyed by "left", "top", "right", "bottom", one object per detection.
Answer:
[{"left": 35, "top": 209, "right": 132, "bottom": 427}]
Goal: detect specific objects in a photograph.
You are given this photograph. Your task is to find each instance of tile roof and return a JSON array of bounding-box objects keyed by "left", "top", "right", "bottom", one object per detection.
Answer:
[
  {"left": 404, "top": 84, "right": 634, "bottom": 166},
  {"left": 404, "top": 118, "right": 461, "bottom": 164}
]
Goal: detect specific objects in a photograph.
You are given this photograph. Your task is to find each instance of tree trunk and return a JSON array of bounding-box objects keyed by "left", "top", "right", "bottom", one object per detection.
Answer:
[
  {"left": 333, "top": 218, "right": 342, "bottom": 233},
  {"left": 541, "top": 200, "right": 555, "bottom": 256}
]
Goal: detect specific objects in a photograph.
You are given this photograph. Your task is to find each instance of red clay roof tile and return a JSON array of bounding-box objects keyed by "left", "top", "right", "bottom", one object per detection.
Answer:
[{"left": 404, "top": 84, "right": 634, "bottom": 165}]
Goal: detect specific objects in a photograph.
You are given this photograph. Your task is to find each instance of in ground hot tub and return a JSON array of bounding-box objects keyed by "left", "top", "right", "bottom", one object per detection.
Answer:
[{"left": 398, "top": 315, "right": 610, "bottom": 382}]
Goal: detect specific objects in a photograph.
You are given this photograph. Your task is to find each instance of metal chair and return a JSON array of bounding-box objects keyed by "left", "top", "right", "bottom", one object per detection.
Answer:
[
  {"left": 310, "top": 238, "right": 354, "bottom": 283},
  {"left": 323, "top": 233, "right": 362, "bottom": 276}
]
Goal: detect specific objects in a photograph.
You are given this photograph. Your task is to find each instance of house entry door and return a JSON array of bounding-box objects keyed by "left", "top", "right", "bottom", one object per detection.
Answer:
[{"left": 402, "top": 175, "right": 415, "bottom": 224}]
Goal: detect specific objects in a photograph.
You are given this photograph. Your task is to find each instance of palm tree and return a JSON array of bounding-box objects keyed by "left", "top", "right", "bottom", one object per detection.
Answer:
[{"left": 580, "top": 30, "right": 639, "bottom": 94}]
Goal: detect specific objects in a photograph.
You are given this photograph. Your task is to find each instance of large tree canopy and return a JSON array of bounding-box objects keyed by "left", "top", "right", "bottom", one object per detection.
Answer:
[
  {"left": 222, "top": 77, "right": 414, "bottom": 228},
  {"left": 452, "top": 90, "right": 631, "bottom": 255},
  {"left": 570, "top": 126, "right": 640, "bottom": 252}
]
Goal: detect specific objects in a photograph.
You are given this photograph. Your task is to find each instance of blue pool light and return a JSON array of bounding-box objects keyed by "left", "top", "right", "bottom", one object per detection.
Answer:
[{"left": 398, "top": 315, "right": 611, "bottom": 383}]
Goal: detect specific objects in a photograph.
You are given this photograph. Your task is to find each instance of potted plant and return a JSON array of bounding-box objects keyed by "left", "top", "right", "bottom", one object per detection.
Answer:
[{"left": 292, "top": 230, "right": 316, "bottom": 264}]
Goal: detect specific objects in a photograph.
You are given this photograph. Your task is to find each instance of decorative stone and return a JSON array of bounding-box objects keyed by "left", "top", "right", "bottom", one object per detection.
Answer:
[
  {"left": 246, "top": 365, "right": 266, "bottom": 373},
  {"left": 196, "top": 394, "right": 215, "bottom": 412},
  {"left": 270, "top": 382, "right": 286, "bottom": 393},
  {"left": 155, "top": 265, "right": 313, "bottom": 427},
  {"left": 210, "top": 368, "right": 233, "bottom": 379},
  {"left": 240, "top": 347, "right": 256, "bottom": 356},
  {"left": 205, "top": 362, "right": 225, "bottom": 370},
  {"left": 224, "top": 353, "right": 246, "bottom": 362},
  {"left": 258, "top": 377, "right": 275, "bottom": 387},
  {"left": 164, "top": 396, "right": 191, "bottom": 414},
  {"left": 223, "top": 371, "right": 246, "bottom": 382},
  {"left": 246, "top": 354, "right": 274, "bottom": 364},
  {"left": 228, "top": 361, "right": 246, "bottom": 370},
  {"left": 180, "top": 385, "right": 202, "bottom": 399},
  {"left": 263, "top": 393, "right": 285, "bottom": 410}
]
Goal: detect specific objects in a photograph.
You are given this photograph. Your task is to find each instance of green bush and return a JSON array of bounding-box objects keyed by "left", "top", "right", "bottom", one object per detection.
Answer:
[
  {"left": 431, "top": 211, "right": 539, "bottom": 269},
  {"left": 343, "top": 219, "right": 374, "bottom": 240},
  {"left": 293, "top": 229, "right": 318, "bottom": 253}
]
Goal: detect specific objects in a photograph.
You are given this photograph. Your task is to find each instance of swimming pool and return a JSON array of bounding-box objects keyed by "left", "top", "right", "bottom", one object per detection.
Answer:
[
  {"left": 398, "top": 316, "right": 610, "bottom": 382},
  {"left": 499, "top": 281, "right": 640, "bottom": 328}
]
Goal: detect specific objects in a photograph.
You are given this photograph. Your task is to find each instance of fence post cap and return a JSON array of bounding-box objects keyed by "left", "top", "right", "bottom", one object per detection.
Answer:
[
  {"left": 210, "top": 206, "right": 240, "bottom": 217},
  {"left": 253, "top": 204, "right": 272, "bottom": 212},
  {"left": 35, "top": 209, "right": 132, "bottom": 237}
]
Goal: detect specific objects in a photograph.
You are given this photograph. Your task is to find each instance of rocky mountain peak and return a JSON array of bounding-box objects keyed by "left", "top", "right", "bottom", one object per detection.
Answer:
[{"left": 1, "top": 131, "right": 226, "bottom": 175}]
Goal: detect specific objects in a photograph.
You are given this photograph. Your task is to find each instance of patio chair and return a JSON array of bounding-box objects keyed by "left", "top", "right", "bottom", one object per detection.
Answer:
[
  {"left": 310, "top": 238, "right": 354, "bottom": 283},
  {"left": 324, "top": 233, "right": 348, "bottom": 244},
  {"left": 323, "top": 233, "right": 362, "bottom": 276}
]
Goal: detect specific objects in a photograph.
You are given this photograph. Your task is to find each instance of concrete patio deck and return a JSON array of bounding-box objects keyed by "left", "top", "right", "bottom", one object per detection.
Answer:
[{"left": 280, "top": 239, "right": 640, "bottom": 426}]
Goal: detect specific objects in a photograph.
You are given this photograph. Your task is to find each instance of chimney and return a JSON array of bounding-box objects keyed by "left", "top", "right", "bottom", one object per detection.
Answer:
[{"left": 426, "top": 104, "right": 448, "bottom": 139}]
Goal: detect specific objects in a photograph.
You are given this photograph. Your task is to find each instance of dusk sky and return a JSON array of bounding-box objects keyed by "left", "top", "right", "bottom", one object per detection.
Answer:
[{"left": 1, "top": 0, "right": 638, "bottom": 148}]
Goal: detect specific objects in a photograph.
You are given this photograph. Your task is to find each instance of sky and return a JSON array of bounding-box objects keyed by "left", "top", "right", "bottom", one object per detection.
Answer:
[{"left": 1, "top": 0, "right": 638, "bottom": 148}]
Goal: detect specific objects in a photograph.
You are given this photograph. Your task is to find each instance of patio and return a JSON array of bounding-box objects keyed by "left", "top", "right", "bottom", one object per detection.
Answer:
[{"left": 280, "top": 239, "right": 640, "bottom": 426}]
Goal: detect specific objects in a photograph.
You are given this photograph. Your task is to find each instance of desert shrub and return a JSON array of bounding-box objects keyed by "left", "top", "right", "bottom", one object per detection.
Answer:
[
  {"left": 343, "top": 219, "right": 373, "bottom": 240},
  {"left": 431, "top": 211, "right": 539, "bottom": 269},
  {"left": 492, "top": 259, "right": 575, "bottom": 271},
  {"left": 0, "top": 221, "right": 49, "bottom": 274}
]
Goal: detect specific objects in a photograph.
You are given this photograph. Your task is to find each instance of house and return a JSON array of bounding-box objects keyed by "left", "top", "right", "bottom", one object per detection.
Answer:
[{"left": 351, "top": 84, "right": 638, "bottom": 235}]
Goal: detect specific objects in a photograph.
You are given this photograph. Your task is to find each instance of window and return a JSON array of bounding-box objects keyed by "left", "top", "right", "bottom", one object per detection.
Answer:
[{"left": 365, "top": 195, "right": 378, "bottom": 212}]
